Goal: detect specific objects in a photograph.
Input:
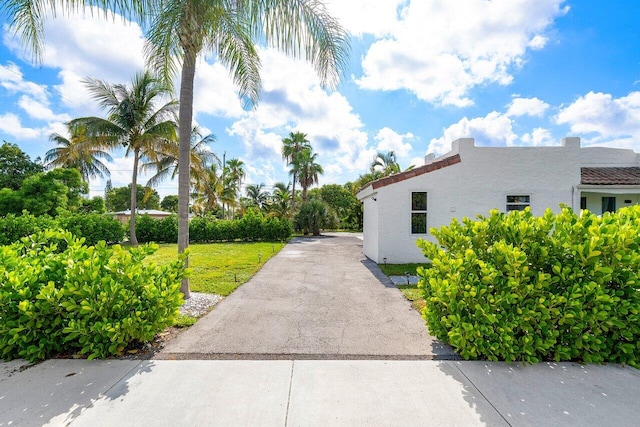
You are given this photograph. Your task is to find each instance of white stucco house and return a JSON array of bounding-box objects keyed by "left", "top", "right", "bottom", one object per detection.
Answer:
[{"left": 356, "top": 137, "right": 640, "bottom": 263}]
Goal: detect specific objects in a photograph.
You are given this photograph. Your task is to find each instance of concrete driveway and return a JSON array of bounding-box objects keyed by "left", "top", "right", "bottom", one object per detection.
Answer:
[{"left": 158, "top": 232, "right": 455, "bottom": 359}]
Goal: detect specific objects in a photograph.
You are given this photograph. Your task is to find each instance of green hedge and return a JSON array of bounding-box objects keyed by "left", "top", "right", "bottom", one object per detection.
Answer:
[
  {"left": 418, "top": 206, "right": 640, "bottom": 366},
  {"left": 0, "top": 212, "right": 124, "bottom": 246},
  {"left": 0, "top": 213, "right": 57, "bottom": 246},
  {"left": 57, "top": 213, "right": 125, "bottom": 245},
  {"left": 0, "top": 229, "right": 185, "bottom": 362},
  {"left": 136, "top": 211, "right": 292, "bottom": 243}
]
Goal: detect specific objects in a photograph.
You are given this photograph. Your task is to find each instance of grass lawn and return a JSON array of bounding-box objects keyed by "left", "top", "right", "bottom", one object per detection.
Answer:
[
  {"left": 146, "top": 241, "right": 287, "bottom": 296},
  {"left": 397, "top": 285, "right": 426, "bottom": 312},
  {"left": 378, "top": 263, "right": 430, "bottom": 313},
  {"left": 378, "top": 263, "right": 427, "bottom": 276}
]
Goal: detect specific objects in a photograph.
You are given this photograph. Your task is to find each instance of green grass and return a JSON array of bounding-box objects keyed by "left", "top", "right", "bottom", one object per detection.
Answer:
[
  {"left": 146, "top": 241, "right": 286, "bottom": 296},
  {"left": 173, "top": 314, "right": 197, "bottom": 328},
  {"left": 397, "top": 286, "right": 426, "bottom": 312},
  {"left": 378, "top": 263, "right": 428, "bottom": 276},
  {"left": 378, "top": 263, "right": 430, "bottom": 313}
]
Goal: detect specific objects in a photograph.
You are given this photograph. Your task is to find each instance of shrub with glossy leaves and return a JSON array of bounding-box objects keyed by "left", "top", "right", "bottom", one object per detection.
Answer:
[
  {"left": 417, "top": 206, "right": 640, "bottom": 366},
  {"left": 0, "top": 229, "right": 186, "bottom": 362},
  {"left": 57, "top": 213, "right": 124, "bottom": 245},
  {"left": 138, "top": 213, "right": 291, "bottom": 243},
  {"left": 0, "top": 212, "right": 56, "bottom": 245}
]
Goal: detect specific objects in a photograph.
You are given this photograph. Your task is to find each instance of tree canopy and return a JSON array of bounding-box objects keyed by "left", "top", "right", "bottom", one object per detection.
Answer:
[
  {"left": 0, "top": 141, "right": 44, "bottom": 190},
  {"left": 106, "top": 184, "right": 161, "bottom": 212},
  {"left": 0, "top": 167, "right": 87, "bottom": 216}
]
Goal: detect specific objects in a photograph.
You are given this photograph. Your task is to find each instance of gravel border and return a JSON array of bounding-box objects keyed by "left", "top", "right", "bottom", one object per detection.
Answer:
[{"left": 180, "top": 292, "right": 222, "bottom": 318}]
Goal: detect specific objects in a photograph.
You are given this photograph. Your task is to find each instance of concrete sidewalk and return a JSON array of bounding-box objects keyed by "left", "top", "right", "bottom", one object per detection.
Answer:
[
  {"left": 160, "top": 233, "right": 454, "bottom": 359},
  {"left": 2, "top": 359, "right": 638, "bottom": 426}
]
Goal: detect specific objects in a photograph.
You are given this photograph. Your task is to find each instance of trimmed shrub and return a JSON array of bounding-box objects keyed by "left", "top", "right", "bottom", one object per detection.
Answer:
[
  {"left": 294, "top": 199, "right": 338, "bottom": 236},
  {"left": 57, "top": 213, "right": 124, "bottom": 245},
  {"left": 237, "top": 209, "right": 264, "bottom": 240},
  {"left": 0, "top": 229, "right": 185, "bottom": 361},
  {"left": 418, "top": 206, "right": 640, "bottom": 366},
  {"left": 135, "top": 214, "right": 160, "bottom": 243},
  {"left": 157, "top": 214, "right": 179, "bottom": 243},
  {"left": 0, "top": 213, "right": 56, "bottom": 245},
  {"left": 132, "top": 213, "right": 291, "bottom": 243}
]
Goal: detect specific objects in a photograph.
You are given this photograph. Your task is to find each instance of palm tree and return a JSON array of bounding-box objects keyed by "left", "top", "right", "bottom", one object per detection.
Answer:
[
  {"left": 70, "top": 71, "right": 177, "bottom": 246},
  {"left": 295, "top": 147, "right": 323, "bottom": 203},
  {"left": 371, "top": 151, "right": 401, "bottom": 176},
  {"left": 46, "top": 122, "right": 113, "bottom": 182},
  {"left": 192, "top": 162, "right": 223, "bottom": 215},
  {"left": 143, "top": 126, "right": 217, "bottom": 189},
  {"left": 245, "top": 183, "right": 268, "bottom": 210},
  {"left": 282, "top": 132, "right": 311, "bottom": 216},
  {"left": 5, "top": 0, "right": 350, "bottom": 298},
  {"left": 268, "top": 182, "right": 291, "bottom": 218},
  {"left": 223, "top": 158, "right": 245, "bottom": 218},
  {"left": 146, "top": 1, "right": 349, "bottom": 296}
]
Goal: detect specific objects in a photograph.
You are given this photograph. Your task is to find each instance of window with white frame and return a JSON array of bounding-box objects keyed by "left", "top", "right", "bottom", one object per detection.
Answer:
[
  {"left": 411, "top": 192, "right": 427, "bottom": 234},
  {"left": 506, "top": 195, "right": 530, "bottom": 211}
]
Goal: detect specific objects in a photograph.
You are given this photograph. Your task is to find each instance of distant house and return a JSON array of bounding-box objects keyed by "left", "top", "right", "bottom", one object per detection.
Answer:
[
  {"left": 110, "top": 209, "right": 173, "bottom": 224},
  {"left": 356, "top": 137, "right": 640, "bottom": 263}
]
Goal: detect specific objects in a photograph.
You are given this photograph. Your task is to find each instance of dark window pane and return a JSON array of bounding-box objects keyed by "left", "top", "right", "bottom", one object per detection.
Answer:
[
  {"left": 507, "top": 195, "right": 530, "bottom": 204},
  {"left": 506, "top": 204, "right": 528, "bottom": 211},
  {"left": 602, "top": 197, "right": 616, "bottom": 213},
  {"left": 580, "top": 197, "right": 587, "bottom": 210},
  {"left": 411, "top": 212, "right": 427, "bottom": 234},
  {"left": 412, "top": 192, "right": 427, "bottom": 211}
]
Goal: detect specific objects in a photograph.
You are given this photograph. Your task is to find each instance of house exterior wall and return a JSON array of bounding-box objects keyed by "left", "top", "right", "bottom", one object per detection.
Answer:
[
  {"left": 361, "top": 191, "right": 379, "bottom": 262},
  {"left": 581, "top": 147, "right": 640, "bottom": 166},
  {"left": 358, "top": 137, "right": 586, "bottom": 264},
  {"left": 581, "top": 191, "right": 640, "bottom": 213},
  {"left": 373, "top": 158, "right": 464, "bottom": 263}
]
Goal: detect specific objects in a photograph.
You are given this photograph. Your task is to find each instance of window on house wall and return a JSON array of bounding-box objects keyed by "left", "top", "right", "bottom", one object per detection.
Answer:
[
  {"left": 411, "top": 192, "right": 427, "bottom": 234},
  {"left": 580, "top": 197, "right": 587, "bottom": 210},
  {"left": 602, "top": 197, "right": 616, "bottom": 213},
  {"left": 506, "top": 195, "right": 530, "bottom": 211}
]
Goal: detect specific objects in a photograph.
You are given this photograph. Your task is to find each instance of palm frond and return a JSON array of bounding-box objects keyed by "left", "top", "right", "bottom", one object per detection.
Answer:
[{"left": 248, "top": 0, "right": 350, "bottom": 89}]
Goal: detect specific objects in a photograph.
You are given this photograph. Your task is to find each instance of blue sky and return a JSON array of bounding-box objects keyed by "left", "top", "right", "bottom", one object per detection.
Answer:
[{"left": 1, "top": 1, "right": 640, "bottom": 199}]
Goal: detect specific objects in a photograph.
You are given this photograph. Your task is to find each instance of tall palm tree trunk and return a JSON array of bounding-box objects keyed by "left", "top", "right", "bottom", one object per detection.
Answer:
[
  {"left": 177, "top": 47, "right": 197, "bottom": 299},
  {"left": 130, "top": 149, "right": 139, "bottom": 247},
  {"left": 290, "top": 172, "right": 297, "bottom": 218}
]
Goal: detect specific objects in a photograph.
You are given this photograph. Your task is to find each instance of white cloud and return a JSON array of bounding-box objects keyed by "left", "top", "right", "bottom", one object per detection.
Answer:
[
  {"left": 374, "top": 127, "right": 414, "bottom": 157},
  {"left": 528, "top": 35, "right": 548, "bottom": 50},
  {"left": 356, "top": 0, "right": 568, "bottom": 106},
  {"left": 556, "top": 91, "right": 640, "bottom": 150},
  {"left": 16, "top": 9, "right": 146, "bottom": 112},
  {"left": 428, "top": 111, "right": 516, "bottom": 155},
  {"left": 227, "top": 48, "right": 373, "bottom": 184},
  {"left": 0, "top": 113, "right": 42, "bottom": 139},
  {"left": 507, "top": 97, "right": 550, "bottom": 117},
  {"left": 556, "top": 91, "right": 640, "bottom": 136},
  {"left": 521, "top": 127, "right": 556, "bottom": 146},
  {"left": 17, "top": 95, "right": 70, "bottom": 122},
  {"left": 88, "top": 155, "right": 180, "bottom": 199},
  {"left": 325, "top": 0, "right": 404, "bottom": 37},
  {"left": 40, "top": 9, "right": 145, "bottom": 81},
  {"left": 409, "top": 156, "right": 425, "bottom": 168},
  {"left": 193, "top": 59, "right": 245, "bottom": 120},
  {"left": 0, "top": 62, "right": 48, "bottom": 101}
]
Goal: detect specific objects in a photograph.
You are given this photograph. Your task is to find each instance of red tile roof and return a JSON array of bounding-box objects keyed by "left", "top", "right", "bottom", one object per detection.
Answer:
[
  {"left": 581, "top": 167, "right": 640, "bottom": 185},
  {"left": 360, "top": 154, "right": 461, "bottom": 192}
]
